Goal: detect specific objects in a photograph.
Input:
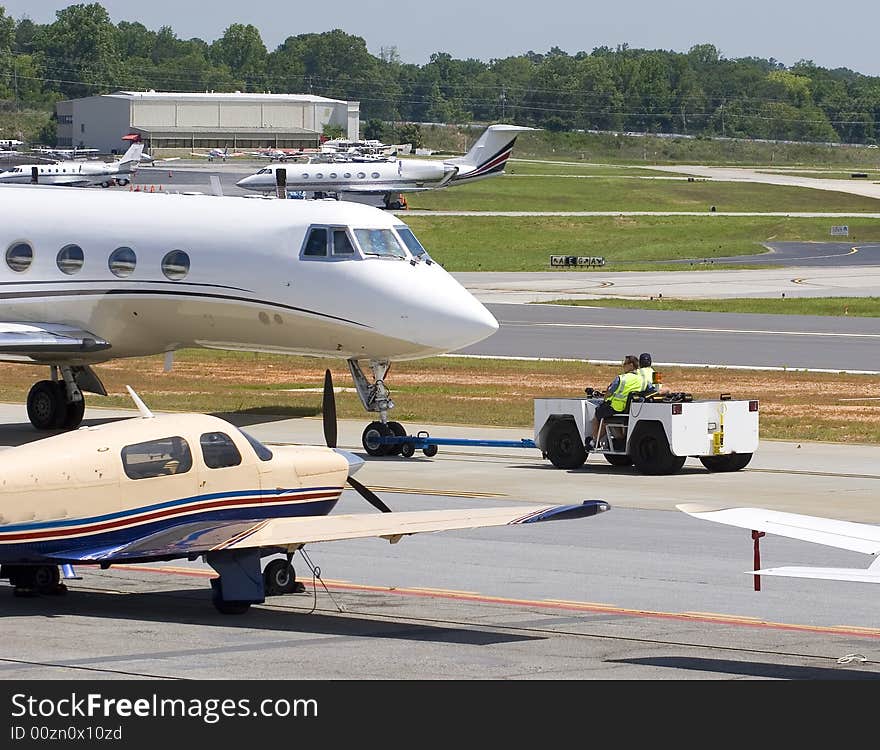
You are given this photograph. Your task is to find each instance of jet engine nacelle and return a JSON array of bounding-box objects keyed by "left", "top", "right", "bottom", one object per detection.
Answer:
[{"left": 396, "top": 160, "right": 450, "bottom": 184}]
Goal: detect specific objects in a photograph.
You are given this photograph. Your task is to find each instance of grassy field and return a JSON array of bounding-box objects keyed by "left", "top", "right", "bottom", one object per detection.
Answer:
[
  {"left": 4, "top": 351, "right": 877, "bottom": 445},
  {"left": 406, "top": 215, "right": 880, "bottom": 271},
  {"left": 404, "top": 172, "right": 880, "bottom": 213},
  {"left": 550, "top": 297, "right": 880, "bottom": 316}
]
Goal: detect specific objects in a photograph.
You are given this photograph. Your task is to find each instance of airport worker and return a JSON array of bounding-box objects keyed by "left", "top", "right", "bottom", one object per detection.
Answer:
[
  {"left": 637, "top": 352, "right": 668, "bottom": 396},
  {"left": 587, "top": 354, "right": 643, "bottom": 451},
  {"left": 638, "top": 352, "right": 657, "bottom": 393}
]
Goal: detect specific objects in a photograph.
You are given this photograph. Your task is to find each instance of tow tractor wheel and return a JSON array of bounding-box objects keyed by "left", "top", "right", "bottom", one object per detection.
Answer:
[
  {"left": 423, "top": 444, "right": 438, "bottom": 458},
  {"left": 630, "top": 423, "right": 686, "bottom": 475},
  {"left": 699, "top": 453, "right": 753, "bottom": 472},
  {"left": 362, "top": 421, "right": 392, "bottom": 456},
  {"left": 263, "top": 559, "right": 303, "bottom": 596},
  {"left": 400, "top": 442, "right": 416, "bottom": 458},
  {"left": 544, "top": 420, "right": 587, "bottom": 469},
  {"left": 386, "top": 421, "right": 406, "bottom": 456},
  {"left": 27, "top": 380, "right": 66, "bottom": 430},
  {"left": 210, "top": 578, "right": 251, "bottom": 615},
  {"left": 603, "top": 453, "right": 634, "bottom": 467}
]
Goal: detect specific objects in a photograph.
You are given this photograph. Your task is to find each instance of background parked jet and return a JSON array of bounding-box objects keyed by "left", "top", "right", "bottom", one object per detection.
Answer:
[
  {"left": 678, "top": 504, "right": 880, "bottom": 585},
  {"left": 0, "top": 382, "right": 610, "bottom": 614},
  {"left": 0, "top": 141, "right": 143, "bottom": 187},
  {"left": 236, "top": 124, "right": 534, "bottom": 208}
]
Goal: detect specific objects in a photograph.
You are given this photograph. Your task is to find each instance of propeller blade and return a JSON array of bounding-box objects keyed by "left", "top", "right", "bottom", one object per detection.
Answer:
[
  {"left": 347, "top": 475, "right": 392, "bottom": 513},
  {"left": 322, "top": 369, "right": 337, "bottom": 448}
]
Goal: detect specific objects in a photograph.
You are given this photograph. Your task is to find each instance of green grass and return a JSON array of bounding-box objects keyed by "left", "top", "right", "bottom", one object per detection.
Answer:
[
  {"left": 546, "top": 296, "right": 880, "bottom": 316},
  {"left": 405, "top": 173, "right": 880, "bottom": 213},
  {"left": 405, "top": 215, "right": 880, "bottom": 271}
]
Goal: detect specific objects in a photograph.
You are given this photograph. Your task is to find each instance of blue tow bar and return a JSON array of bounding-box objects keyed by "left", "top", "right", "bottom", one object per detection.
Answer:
[{"left": 376, "top": 430, "right": 537, "bottom": 458}]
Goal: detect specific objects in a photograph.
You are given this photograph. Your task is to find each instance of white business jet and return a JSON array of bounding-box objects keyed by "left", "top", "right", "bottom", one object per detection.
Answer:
[
  {"left": 0, "top": 186, "right": 498, "bottom": 450},
  {"left": 236, "top": 124, "right": 533, "bottom": 208},
  {"left": 0, "top": 141, "right": 144, "bottom": 187}
]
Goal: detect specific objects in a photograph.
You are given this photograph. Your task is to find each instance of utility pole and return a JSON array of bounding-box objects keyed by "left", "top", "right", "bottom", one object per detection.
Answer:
[{"left": 500, "top": 86, "right": 506, "bottom": 120}]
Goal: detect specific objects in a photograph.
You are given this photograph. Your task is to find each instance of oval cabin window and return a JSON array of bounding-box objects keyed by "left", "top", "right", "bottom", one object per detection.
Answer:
[
  {"left": 161, "top": 250, "right": 190, "bottom": 280},
  {"left": 6, "top": 242, "right": 33, "bottom": 272},
  {"left": 57, "top": 244, "right": 84, "bottom": 274},
  {"left": 108, "top": 246, "right": 137, "bottom": 277}
]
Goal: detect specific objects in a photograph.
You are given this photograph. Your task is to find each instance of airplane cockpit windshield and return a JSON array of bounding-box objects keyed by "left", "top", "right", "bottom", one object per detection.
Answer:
[
  {"left": 394, "top": 226, "right": 432, "bottom": 262},
  {"left": 353, "top": 228, "right": 407, "bottom": 258},
  {"left": 238, "top": 428, "right": 273, "bottom": 461}
]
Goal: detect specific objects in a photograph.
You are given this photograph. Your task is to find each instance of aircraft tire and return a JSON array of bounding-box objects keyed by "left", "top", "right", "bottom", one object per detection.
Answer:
[
  {"left": 62, "top": 398, "right": 86, "bottom": 429},
  {"left": 362, "top": 421, "right": 391, "bottom": 456},
  {"left": 210, "top": 578, "right": 252, "bottom": 615},
  {"left": 27, "top": 380, "right": 66, "bottom": 430},
  {"left": 699, "top": 453, "right": 753, "bottom": 472},
  {"left": 263, "top": 559, "right": 299, "bottom": 596},
  {"left": 386, "top": 421, "right": 406, "bottom": 455}
]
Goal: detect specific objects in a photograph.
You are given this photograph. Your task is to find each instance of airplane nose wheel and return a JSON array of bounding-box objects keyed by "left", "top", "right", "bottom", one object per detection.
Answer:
[
  {"left": 362, "top": 421, "right": 406, "bottom": 456},
  {"left": 263, "top": 559, "right": 304, "bottom": 595}
]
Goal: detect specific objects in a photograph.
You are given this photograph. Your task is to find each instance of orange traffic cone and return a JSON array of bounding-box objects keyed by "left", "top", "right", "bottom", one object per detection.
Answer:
[{"left": 149, "top": 185, "right": 155, "bottom": 193}]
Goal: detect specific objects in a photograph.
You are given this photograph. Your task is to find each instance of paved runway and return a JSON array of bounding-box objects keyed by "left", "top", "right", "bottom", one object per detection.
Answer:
[{"left": 1, "top": 404, "right": 879, "bottom": 680}]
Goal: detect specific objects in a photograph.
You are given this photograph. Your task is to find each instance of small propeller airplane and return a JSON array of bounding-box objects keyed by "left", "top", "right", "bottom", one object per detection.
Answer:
[
  {"left": 0, "top": 376, "right": 610, "bottom": 614},
  {"left": 191, "top": 147, "right": 244, "bottom": 162},
  {"left": 678, "top": 504, "right": 880, "bottom": 587}
]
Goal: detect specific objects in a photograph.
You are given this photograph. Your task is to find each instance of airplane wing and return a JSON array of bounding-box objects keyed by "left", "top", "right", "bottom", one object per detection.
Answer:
[
  {"left": 677, "top": 503, "right": 880, "bottom": 583},
  {"left": 0, "top": 322, "right": 111, "bottom": 359},
  {"left": 46, "top": 500, "right": 609, "bottom": 563}
]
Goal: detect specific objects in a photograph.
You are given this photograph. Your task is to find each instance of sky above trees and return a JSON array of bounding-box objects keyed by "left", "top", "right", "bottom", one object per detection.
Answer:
[{"left": 2, "top": 0, "right": 880, "bottom": 77}]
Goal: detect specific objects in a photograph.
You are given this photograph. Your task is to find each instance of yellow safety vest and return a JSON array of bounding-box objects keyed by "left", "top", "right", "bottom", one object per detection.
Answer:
[
  {"left": 609, "top": 371, "right": 644, "bottom": 411},
  {"left": 638, "top": 366, "right": 655, "bottom": 391}
]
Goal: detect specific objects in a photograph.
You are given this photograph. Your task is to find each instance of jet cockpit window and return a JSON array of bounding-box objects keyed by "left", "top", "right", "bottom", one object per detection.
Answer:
[
  {"left": 162, "top": 250, "right": 190, "bottom": 280},
  {"left": 57, "top": 244, "right": 84, "bottom": 274},
  {"left": 353, "top": 228, "right": 407, "bottom": 258},
  {"left": 200, "top": 432, "right": 242, "bottom": 469},
  {"left": 238, "top": 428, "right": 273, "bottom": 461},
  {"left": 121, "top": 436, "right": 193, "bottom": 480},
  {"left": 302, "top": 227, "right": 328, "bottom": 257},
  {"left": 6, "top": 242, "right": 33, "bottom": 273},
  {"left": 109, "top": 246, "right": 136, "bottom": 277},
  {"left": 332, "top": 229, "right": 355, "bottom": 256},
  {"left": 395, "top": 226, "right": 430, "bottom": 260}
]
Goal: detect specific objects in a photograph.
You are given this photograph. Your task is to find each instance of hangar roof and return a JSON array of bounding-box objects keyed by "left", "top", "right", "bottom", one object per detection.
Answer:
[{"left": 109, "top": 90, "right": 346, "bottom": 105}]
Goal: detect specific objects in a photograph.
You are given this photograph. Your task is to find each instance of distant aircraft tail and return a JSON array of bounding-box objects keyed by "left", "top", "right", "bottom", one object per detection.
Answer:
[
  {"left": 447, "top": 124, "right": 535, "bottom": 183},
  {"left": 118, "top": 142, "right": 145, "bottom": 173}
]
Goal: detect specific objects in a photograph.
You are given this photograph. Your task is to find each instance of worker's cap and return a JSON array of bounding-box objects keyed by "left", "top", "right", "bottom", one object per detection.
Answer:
[{"left": 639, "top": 352, "right": 652, "bottom": 367}]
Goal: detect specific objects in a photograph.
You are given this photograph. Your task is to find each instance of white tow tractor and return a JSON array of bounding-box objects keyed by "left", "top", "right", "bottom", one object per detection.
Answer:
[{"left": 534, "top": 391, "right": 759, "bottom": 475}]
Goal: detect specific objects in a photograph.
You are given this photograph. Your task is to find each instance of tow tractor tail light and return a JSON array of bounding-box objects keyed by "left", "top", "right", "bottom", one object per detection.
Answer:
[{"left": 749, "top": 400, "right": 759, "bottom": 412}]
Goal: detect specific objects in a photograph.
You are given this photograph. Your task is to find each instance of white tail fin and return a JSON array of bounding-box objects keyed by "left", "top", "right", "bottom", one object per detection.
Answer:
[
  {"left": 118, "top": 142, "right": 145, "bottom": 171},
  {"left": 447, "top": 124, "right": 535, "bottom": 181}
]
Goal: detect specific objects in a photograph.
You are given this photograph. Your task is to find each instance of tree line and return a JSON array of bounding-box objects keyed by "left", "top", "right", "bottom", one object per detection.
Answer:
[{"left": 2, "top": 2, "right": 880, "bottom": 146}]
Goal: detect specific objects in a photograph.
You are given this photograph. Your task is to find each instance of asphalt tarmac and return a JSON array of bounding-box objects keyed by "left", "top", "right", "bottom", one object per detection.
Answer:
[{"left": 1, "top": 404, "right": 879, "bottom": 680}]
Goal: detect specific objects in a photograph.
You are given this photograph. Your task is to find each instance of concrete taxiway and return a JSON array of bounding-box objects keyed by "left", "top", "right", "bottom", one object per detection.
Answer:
[{"left": 1, "top": 403, "right": 879, "bottom": 680}]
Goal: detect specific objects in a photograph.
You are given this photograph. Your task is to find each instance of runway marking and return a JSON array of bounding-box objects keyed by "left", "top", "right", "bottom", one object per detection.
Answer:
[
  {"left": 504, "top": 321, "right": 880, "bottom": 339},
  {"left": 115, "top": 565, "right": 880, "bottom": 640}
]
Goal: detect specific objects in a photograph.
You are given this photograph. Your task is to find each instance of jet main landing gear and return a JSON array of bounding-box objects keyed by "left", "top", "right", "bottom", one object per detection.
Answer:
[{"left": 26, "top": 365, "right": 106, "bottom": 431}]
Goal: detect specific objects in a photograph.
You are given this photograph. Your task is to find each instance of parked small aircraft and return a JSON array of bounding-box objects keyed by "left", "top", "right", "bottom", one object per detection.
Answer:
[
  {"left": 678, "top": 504, "right": 880, "bottom": 585},
  {"left": 0, "top": 142, "right": 144, "bottom": 187},
  {"left": 0, "top": 381, "right": 610, "bottom": 613},
  {"left": 192, "top": 147, "right": 244, "bottom": 162},
  {"left": 236, "top": 124, "right": 533, "bottom": 208}
]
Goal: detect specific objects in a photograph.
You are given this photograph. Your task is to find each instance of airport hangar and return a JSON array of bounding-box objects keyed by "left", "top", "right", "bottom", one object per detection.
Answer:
[{"left": 54, "top": 90, "right": 361, "bottom": 155}]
